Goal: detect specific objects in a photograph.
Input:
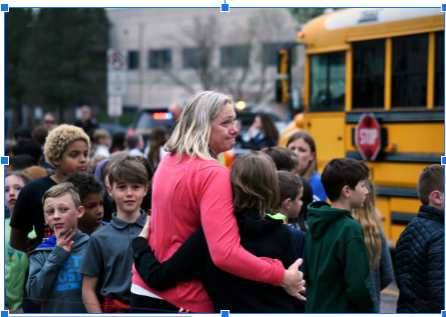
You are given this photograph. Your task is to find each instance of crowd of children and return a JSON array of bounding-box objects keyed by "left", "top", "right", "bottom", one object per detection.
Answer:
[{"left": 4, "top": 120, "right": 444, "bottom": 314}]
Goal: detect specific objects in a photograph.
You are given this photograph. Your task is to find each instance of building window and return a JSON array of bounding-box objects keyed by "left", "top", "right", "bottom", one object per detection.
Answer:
[
  {"left": 182, "top": 47, "right": 209, "bottom": 69},
  {"left": 128, "top": 51, "right": 139, "bottom": 70},
  {"left": 434, "top": 31, "right": 444, "bottom": 107},
  {"left": 220, "top": 45, "right": 250, "bottom": 68},
  {"left": 310, "top": 52, "right": 345, "bottom": 111},
  {"left": 352, "top": 39, "right": 385, "bottom": 108},
  {"left": 262, "top": 42, "right": 295, "bottom": 66},
  {"left": 392, "top": 33, "right": 428, "bottom": 107},
  {"left": 149, "top": 49, "right": 172, "bottom": 69}
]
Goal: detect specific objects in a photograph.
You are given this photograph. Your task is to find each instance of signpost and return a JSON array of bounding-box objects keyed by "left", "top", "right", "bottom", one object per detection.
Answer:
[
  {"left": 107, "top": 72, "right": 127, "bottom": 96},
  {"left": 108, "top": 95, "right": 123, "bottom": 117},
  {"left": 107, "top": 49, "right": 127, "bottom": 118},
  {"left": 107, "top": 49, "right": 127, "bottom": 71},
  {"left": 354, "top": 113, "right": 381, "bottom": 160}
]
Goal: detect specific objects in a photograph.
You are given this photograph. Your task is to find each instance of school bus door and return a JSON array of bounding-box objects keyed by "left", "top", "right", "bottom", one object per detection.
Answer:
[{"left": 306, "top": 112, "right": 346, "bottom": 173}]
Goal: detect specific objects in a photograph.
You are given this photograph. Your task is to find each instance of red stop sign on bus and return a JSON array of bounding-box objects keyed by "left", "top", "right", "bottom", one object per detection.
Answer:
[{"left": 355, "top": 114, "right": 381, "bottom": 161}]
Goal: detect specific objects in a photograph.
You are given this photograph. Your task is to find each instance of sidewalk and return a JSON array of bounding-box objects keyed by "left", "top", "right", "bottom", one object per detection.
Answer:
[{"left": 380, "top": 279, "right": 398, "bottom": 313}]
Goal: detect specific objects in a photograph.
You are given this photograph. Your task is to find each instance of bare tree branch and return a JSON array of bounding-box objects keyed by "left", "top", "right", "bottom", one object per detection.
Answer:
[{"left": 159, "top": 10, "right": 295, "bottom": 106}]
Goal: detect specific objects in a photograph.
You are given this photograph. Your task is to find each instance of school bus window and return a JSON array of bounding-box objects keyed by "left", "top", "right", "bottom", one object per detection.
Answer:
[
  {"left": 310, "top": 52, "right": 345, "bottom": 111},
  {"left": 391, "top": 33, "right": 429, "bottom": 107},
  {"left": 434, "top": 31, "right": 444, "bottom": 107},
  {"left": 352, "top": 39, "right": 385, "bottom": 109}
]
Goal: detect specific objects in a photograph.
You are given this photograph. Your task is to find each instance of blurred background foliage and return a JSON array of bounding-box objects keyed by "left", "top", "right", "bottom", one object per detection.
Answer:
[{"left": 5, "top": 8, "right": 109, "bottom": 127}]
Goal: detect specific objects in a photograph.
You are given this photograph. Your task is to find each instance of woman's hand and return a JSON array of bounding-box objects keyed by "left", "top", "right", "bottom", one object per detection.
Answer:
[
  {"left": 139, "top": 215, "right": 151, "bottom": 240},
  {"left": 280, "top": 258, "right": 306, "bottom": 301},
  {"left": 55, "top": 228, "right": 76, "bottom": 252}
]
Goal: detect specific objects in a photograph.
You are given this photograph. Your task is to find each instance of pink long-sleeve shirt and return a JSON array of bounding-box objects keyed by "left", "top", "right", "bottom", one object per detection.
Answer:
[{"left": 131, "top": 153, "right": 285, "bottom": 313}]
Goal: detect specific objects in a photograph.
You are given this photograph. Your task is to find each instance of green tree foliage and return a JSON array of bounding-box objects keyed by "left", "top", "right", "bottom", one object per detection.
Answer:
[
  {"left": 5, "top": 8, "right": 33, "bottom": 127},
  {"left": 5, "top": 8, "right": 109, "bottom": 125}
]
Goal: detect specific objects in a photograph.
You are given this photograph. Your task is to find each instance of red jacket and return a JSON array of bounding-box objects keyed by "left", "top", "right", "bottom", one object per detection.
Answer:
[{"left": 132, "top": 153, "right": 284, "bottom": 312}]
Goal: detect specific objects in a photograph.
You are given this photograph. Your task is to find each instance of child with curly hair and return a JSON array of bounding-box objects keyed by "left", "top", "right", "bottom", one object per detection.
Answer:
[
  {"left": 64, "top": 172, "right": 107, "bottom": 235},
  {"left": 10, "top": 124, "right": 90, "bottom": 253},
  {"left": 9, "top": 124, "right": 90, "bottom": 313}
]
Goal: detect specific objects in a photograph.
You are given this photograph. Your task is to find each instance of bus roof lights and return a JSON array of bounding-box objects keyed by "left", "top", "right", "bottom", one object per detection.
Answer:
[{"left": 297, "top": 31, "right": 304, "bottom": 38}]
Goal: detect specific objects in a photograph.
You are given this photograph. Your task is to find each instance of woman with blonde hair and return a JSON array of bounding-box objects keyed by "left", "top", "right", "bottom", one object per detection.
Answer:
[
  {"left": 130, "top": 91, "right": 305, "bottom": 313},
  {"left": 351, "top": 179, "right": 394, "bottom": 312}
]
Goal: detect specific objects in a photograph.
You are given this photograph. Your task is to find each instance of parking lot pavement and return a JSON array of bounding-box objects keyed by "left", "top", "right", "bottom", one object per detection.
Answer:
[{"left": 380, "top": 279, "right": 398, "bottom": 313}]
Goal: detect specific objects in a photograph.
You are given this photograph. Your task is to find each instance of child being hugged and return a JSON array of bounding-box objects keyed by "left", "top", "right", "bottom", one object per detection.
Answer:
[
  {"left": 26, "top": 183, "right": 89, "bottom": 313},
  {"left": 131, "top": 152, "right": 304, "bottom": 313},
  {"left": 79, "top": 156, "right": 148, "bottom": 313},
  {"left": 63, "top": 172, "right": 107, "bottom": 235},
  {"left": 305, "top": 158, "right": 376, "bottom": 313}
]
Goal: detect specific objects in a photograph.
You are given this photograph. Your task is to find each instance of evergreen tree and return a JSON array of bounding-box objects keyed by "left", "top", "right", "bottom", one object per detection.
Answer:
[
  {"left": 5, "top": 8, "right": 33, "bottom": 128},
  {"left": 5, "top": 8, "right": 109, "bottom": 126}
]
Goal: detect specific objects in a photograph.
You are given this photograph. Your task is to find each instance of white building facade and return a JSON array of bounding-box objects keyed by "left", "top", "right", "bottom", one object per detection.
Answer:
[{"left": 106, "top": 8, "right": 305, "bottom": 118}]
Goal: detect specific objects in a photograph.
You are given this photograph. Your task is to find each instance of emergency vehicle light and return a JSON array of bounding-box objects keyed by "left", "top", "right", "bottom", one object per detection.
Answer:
[{"left": 153, "top": 112, "right": 173, "bottom": 120}]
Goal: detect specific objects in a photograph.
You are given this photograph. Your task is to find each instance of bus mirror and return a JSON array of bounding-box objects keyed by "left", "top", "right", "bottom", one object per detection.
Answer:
[
  {"left": 277, "top": 49, "right": 290, "bottom": 75},
  {"left": 275, "top": 79, "right": 288, "bottom": 103}
]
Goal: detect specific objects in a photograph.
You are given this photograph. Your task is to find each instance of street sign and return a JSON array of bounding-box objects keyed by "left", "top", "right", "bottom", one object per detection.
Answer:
[
  {"left": 107, "top": 49, "right": 128, "bottom": 96},
  {"left": 108, "top": 72, "right": 127, "bottom": 95},
  {"left": 354, "top": 113, "right": 381, "bottom": 160},
  {"left": 107, "top": 49, "right": 128, "bottom": 71},
  {"left": 108, "top": 95, "right": 123, "bottom": 117}
]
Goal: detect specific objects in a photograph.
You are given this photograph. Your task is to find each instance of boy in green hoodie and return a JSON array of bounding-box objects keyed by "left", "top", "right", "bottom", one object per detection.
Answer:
[{"left": 305, "top": 158, "right": 376, "bottom": 313}]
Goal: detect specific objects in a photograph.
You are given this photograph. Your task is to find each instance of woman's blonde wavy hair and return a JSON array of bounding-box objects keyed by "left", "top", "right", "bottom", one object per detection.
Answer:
[
  {"left": 165, "top": 91, "right": 233, "bottom": 161},
  {"left": 351, "top": 179, "right": 382, "bottom": 269}
]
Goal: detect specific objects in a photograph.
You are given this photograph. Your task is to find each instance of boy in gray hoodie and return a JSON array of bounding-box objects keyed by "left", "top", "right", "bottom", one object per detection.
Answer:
[{"left": 27, "top": 183, "right": 89, "bottom": 313}]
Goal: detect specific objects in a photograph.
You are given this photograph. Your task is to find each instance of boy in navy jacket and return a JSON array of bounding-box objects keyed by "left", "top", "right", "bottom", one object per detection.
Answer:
[{"left": 395, "top": 164, "right": 444, "bottom": 313}]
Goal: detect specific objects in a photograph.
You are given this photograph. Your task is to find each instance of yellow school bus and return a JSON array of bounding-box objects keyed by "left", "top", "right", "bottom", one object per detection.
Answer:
[{"left": 279, "top": 8, "right": 444, "bottom": 246}]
